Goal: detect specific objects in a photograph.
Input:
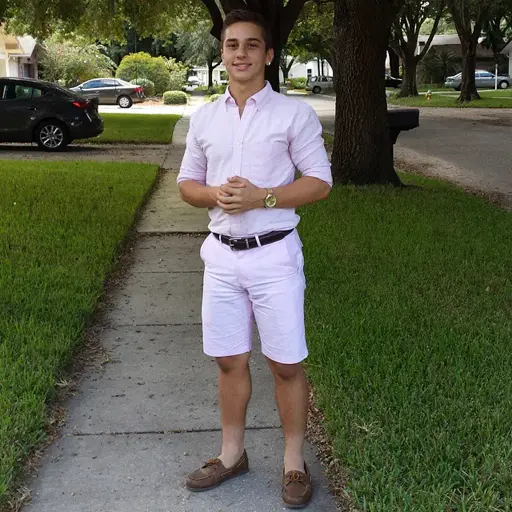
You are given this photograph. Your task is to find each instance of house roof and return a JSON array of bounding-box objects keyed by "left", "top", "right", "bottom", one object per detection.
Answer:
[
  {"left": 417, "top": 34, "right": 485, "bottom": 46},
  {"left": 16, "top": 35, "right": 37, "bottom": 57},
  {"left": 0, "top": 26, "right": 37, "bottom": 57},
  {"left": 501, "top": 39, "right": 512, "bottom": 55}
]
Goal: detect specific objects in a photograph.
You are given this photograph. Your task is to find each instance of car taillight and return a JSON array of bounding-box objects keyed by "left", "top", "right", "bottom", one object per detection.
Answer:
[{"left": 72, "top": 100, "right": 88, "bottom": 109}]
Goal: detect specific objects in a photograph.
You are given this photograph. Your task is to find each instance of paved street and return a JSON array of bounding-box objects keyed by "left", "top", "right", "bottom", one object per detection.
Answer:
[{"left": 300, "top": 95, "right": 512, "bottom": 205}]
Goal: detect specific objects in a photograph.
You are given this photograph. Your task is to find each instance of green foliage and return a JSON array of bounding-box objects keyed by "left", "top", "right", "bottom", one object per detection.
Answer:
[
  {"left": 194, "top": 84, "right": 226, "bottom": 94},
  {"left": 38, "top": 34, "right": 116, "bottom": 87},
  {"left": 289, "top": 77, "right": 307, "bottom": 89},
  {"left": 176, "top": 24, "right": 221, "bottom": 87},
  {"left": 209, "top": 93, "right": 222, "bottom": 102},
  {"left": 419, "top": 49, "right": 458, "bottom": 83},
  {"left": 165, "top": 57, "right": 188, "bottom": 91},
  {"left": 115, "top": 52, "right": 170, "bottom": 95},
  {"left": 163, "top": 90, "right": 188, "bottom": 104},
  {"left": 287, "top": 2, "right": 334, "bottom": 64},
  {"left": 130, "top": 78, "right": 155, "bottom": 97}
]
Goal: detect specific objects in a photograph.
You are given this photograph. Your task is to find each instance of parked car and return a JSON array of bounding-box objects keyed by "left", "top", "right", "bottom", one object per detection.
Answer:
[
  {"left": 0, "top": 77, "right": 103, "bottom": 151},
  {"left": 70, "top": 78, "right": 145, "bottom": 108},
  {"left": 305, "top": 76, "right": 334, "bottom": 94},
  {"left": 444, "top": 70, "right": 511, "bottom": 90},
  {"left": 385, "top": 74, "right": 402, "bottom": 88}
]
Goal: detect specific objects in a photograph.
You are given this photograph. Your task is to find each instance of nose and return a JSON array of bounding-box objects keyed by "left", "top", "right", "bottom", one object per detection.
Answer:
[{"left": 236, "top": 44, "right": 248, "bottom": 59}]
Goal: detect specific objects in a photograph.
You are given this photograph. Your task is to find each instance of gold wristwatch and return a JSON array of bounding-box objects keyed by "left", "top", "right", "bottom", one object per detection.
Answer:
[{"left": 264, "top": 188, "right": 277, "bottom": 208}]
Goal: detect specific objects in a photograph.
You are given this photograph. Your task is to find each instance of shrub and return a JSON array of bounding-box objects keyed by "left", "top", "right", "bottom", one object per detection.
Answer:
[
  {"left": 289, "top": 77, "right": 307, "bottom": 90},
  {"left": 116, "top": 52, "right": 170, "bottom": 95},
  {"left": 166, "top": 57, "right": 188, "bottom": 91},
  {"left": 209, "top": 94, "right": 222, "bottom": 102},
  {"left": 131, "top": 78, "right": 155, "bottom": 97},
  {"left": 163, "top": 91, "right": 188, "bottom": 105},
  {"left": 39, "top": 35, "right": 116, "bottom": 87}
]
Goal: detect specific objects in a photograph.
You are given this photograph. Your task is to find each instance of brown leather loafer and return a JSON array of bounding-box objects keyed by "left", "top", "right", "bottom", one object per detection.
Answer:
[
  {"left": 282, "top": 462, "right": 313, "bottom": 508},
  {"left": 186, "top": 450, "right": 249, "bottom": 492}
]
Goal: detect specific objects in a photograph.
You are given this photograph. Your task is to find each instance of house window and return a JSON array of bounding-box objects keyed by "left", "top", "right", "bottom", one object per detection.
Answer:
[{"left": 307, "top": 69, "right": 312, "bottom": 78}]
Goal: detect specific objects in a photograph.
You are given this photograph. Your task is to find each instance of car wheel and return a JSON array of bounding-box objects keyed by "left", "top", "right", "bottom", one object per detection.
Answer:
[
  {"left": 117, "top": 95, "right": 133, "bottom": 108},
  {"left": 35, "top": 121, "right": 69, "bottom": 152},
  {"left": 498, "top": 81, "right": 509, "bottom": 90},
  {"left": 312, "top": 86, "right": 321, "bottom": 94}
]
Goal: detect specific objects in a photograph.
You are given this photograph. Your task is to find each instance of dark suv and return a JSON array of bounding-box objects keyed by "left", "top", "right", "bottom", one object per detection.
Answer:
[{"left": 0, "top": 77, "right": 104, "bottom": 151}]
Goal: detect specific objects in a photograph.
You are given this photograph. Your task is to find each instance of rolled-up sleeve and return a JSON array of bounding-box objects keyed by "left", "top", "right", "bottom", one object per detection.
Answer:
[
  {"left": 177, "top": 113, "right": 207, "bottom": 185},
  {"left": 289, "top": 105, "right": 332, "bottom": 187}
]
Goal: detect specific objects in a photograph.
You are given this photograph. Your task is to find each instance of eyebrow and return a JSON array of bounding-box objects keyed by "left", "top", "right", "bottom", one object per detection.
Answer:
[{"left": 225, "top": 37, "right": 263, "bottom": 43}]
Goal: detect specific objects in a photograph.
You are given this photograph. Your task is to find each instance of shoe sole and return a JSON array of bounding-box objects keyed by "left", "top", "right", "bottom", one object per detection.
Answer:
[{"left": 186, "top": 468, "right": 249, "bottom": 492}]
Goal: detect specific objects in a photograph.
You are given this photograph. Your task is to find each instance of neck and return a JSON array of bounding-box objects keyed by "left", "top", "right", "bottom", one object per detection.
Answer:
[{"left": 228, "top": 78, "right": 266, "bottom": 109}]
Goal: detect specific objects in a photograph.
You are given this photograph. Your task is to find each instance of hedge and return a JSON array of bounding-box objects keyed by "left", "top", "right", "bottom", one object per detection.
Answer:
[{"left": 163, "top": 91, "right": 188, "bottom": 105}]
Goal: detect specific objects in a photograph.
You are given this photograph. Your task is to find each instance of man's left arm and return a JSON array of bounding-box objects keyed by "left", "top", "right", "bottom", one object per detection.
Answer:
[
  {"left": 217, "top": 106, "right": 332, "bottom": 213},
  {"left": 272, "top": 104, "right": 332, "bottom": 208}
]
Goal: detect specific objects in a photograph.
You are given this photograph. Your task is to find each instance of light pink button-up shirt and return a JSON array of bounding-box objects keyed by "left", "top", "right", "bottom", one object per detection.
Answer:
[{"left": 177, "top": 81, "right": 332, "bottom": 237}]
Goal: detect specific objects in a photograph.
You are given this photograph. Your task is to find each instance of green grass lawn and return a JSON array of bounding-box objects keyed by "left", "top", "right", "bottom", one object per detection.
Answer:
[
  {"left": 388, "top": 92, "right": 512, "bottom": 108},
  {"left": 299, "top": 174, "right": 512, "bottom": 511},
  {"left": 0, "top": 160, "right": 158, "bottom": 506},
  {"left": 80, "top": 113, "right": 180, "bottom": 144}
]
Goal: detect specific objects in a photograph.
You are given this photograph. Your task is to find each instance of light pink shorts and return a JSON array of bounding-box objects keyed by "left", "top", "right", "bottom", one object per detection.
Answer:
[{"left": 199, "top": 229, "right": 307, "bottom": 364}]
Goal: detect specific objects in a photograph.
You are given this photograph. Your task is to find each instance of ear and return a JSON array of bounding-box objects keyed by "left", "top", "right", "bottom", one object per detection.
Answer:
[{"left": 266, "top": 48, "right": 274, "bottom": 66}]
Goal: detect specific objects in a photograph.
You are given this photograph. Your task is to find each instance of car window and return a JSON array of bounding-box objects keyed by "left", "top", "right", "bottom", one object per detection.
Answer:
[
  {"left": 14, "top": 85, "right": 33, "bottom": 99},
  {"left": 0, "top": 84, "right": 49, "bottom": 100},
  {"left": 100, "top": 79, "right": 116, "bottom": 87},
  {"left": 82, "top": 80, "right": 103, "bottom": 89},
  {"left": 481, "top": 72, "right": 493, "bottom": 78}
]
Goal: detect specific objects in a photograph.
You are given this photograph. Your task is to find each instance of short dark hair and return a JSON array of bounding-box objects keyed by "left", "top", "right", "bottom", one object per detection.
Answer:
[{"left": 221, "top": 9, "right": 273, "bottom": 50}]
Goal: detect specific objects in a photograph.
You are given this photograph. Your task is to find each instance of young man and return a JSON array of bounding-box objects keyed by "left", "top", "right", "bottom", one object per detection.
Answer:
[{"left": 177, "top": 9, "right": 332, "bottom": 509}]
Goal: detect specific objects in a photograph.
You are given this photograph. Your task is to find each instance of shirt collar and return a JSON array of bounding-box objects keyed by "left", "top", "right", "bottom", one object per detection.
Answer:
[{"left": 223, "top": 80, "right": 272, "bottom": 111}]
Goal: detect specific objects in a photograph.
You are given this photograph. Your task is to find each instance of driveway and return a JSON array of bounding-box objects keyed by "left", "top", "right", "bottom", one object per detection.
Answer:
[{"left": 300, "top": 95, "right": 512, "bottom": 206}]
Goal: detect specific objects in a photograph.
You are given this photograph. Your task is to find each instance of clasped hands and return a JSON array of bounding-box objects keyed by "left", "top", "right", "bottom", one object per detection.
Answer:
[{"left": 214, "top": 176, "right": 266, "bottom": 215}]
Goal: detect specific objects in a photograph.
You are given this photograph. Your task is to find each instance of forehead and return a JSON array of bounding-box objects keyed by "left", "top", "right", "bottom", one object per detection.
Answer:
[{"left": 223, "top": 21, "right": 265, "bottom": 42}]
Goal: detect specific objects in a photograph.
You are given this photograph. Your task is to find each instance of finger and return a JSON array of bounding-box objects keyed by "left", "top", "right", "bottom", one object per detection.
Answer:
[
  {"left": 217, "top": 200, "right": 240, "bottom": 211},
  {"left": 227, "top": 176, "right": 248, "bottom": 184},
  {"left": 221, "top": 186, "right": 243, "bottom": 196},
  {"left": 217, "top": 194, "right": 238, "bottom": 204},
  {"left": 223, "top": 181, "right": 246, "bottom": 189}
]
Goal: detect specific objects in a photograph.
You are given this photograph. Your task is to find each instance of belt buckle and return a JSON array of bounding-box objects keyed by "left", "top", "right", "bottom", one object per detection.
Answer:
[{"left": 228, "top": 237, "right": 237, "bottom": 250}]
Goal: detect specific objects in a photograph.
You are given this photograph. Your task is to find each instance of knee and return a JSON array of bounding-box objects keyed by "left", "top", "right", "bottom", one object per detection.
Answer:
[
  {"left": 216, "top": 353, "right": 250, "bottom": 375},
  {"left": 267, "top": 360, "right": 303, "bottom": 381}
]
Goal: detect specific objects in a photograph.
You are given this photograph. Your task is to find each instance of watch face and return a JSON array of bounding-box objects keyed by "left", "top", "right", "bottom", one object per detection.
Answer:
[{"left": 266, "top": 194, "right": 277, "bottom": 208}]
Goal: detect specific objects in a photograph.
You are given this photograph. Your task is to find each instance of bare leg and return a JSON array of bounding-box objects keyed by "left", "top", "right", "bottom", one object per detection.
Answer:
[
  {"left": 266, "top": 358, "right": 309, "bottom": 473},
  {"left": 217, "top": 352, "right": 252, "bottom": 468}
]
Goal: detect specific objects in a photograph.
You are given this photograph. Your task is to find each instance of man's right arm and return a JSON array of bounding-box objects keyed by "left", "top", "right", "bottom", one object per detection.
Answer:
[
  {"left": 178, "top": 180, "right": 221, "bottom": 208},
  {"left": 177, "top": 113, "right": 221, "bottom": 209}
]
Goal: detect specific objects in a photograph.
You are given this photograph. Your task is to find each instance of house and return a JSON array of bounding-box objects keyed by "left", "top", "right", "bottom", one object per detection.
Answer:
[
  {"left": 500, "top": 40, "right": 512, "bottom": 77},
  {"left": 0, "top": 26, "right": 39, "bottom": 78},
  {"left": 416, "top": 34, "right": 508, "bottom": 74},
  {"left": 190, "top": 57, "right": 333, "bottom": 87}
]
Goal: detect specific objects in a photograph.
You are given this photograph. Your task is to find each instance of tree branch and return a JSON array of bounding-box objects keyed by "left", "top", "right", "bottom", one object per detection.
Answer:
[
  {"left": 281, "top": 0, "right": 307, "bottom": 46},
  {"left": 201, "top": 0, "right": 224, "bottom": 40},
  {"left": 418, "top": 4, "right": 444, "bottom": 61}
]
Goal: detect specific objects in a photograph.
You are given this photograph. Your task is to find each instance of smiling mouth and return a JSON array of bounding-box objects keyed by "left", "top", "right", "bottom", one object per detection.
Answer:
[{"left": 234, "top": 64, "right": 251, "bottom": 70}]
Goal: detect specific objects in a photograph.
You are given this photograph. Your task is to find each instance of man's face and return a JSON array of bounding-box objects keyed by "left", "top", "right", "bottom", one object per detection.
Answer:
[{"left": 221, "top": 22, "right": 274, "bottom": 84}]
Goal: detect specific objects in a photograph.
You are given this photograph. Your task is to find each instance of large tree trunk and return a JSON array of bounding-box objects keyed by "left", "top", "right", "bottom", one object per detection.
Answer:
[
  {"left": 398, "top": 55, "right": 418, "bottom": 97},
  {"left": 388, "top": 47, "right": 400, "bottom": 77},
  {"left": 332, "top": 1, "right": 400, "bottom": 185},
  {"left": 207, "top": 64, "right": 214, "bottom": 88},
  {"left": 265, "top": 44, "right": 282, "bottom": 90},
  {"left": 458, "top": 38, "right": 480, "bottom": 102}
]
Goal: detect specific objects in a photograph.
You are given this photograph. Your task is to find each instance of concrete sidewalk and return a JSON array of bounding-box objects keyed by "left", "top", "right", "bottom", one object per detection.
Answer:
[{"left": 22, "top": 116, "right": 337, "bottom": 511}]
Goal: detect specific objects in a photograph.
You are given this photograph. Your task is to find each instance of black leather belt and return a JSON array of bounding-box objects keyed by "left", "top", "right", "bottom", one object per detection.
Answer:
[{"left": 212, "top": 229, "right": 294, "bottom": 250}]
